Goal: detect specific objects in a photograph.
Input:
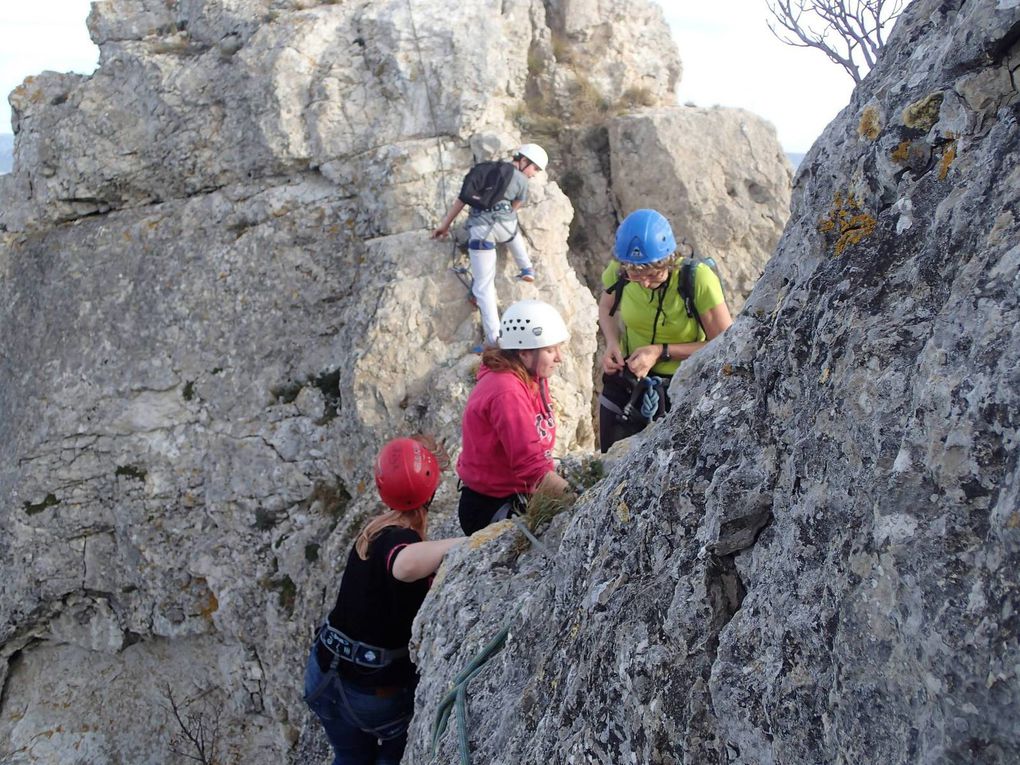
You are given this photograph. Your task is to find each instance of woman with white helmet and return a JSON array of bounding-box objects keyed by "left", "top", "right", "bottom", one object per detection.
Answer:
[
  {"left": 432, "top": 143, "right": 549, "bottom": 353},
  {"left": 456, "top": 299, "right": 572, "bottom": 534}
]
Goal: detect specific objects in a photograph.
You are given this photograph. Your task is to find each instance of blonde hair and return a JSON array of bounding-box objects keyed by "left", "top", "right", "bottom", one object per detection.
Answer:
[
  {"left": 619, "top": 251, "right": 681, "bottom": 274},
  {"left": 355, "top": 506, "right": 428, "bottom": 561}
]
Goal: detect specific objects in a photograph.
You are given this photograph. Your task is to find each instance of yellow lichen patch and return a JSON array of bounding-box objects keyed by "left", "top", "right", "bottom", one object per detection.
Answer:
[
  {"left": 818, "top": 192, "right": 877, "bottom": 257},
  {"left": 722, "top": 363, "right": 734, "bottom": 376},
  {"left": 1006, "top": 512, "right": 1020, "bottom": 529},
  {"left": 431, "top": 562, "right": 448, "bottom": 589},
  {"left": 615, "top": 499, "right": 631, "bottom": 524},
  {"left": 890, "top": 141, "right": 912, "bottom": 165},
  {"left": 609, "top": 480, "right": 630, "bottom": 523},
  {"left": 858, "top": 105, "right": 883, "bottom": 140},
  {"left": 938, "top": 140, "right": 957, "bottom": 180},
  {"left": 819, "top": 367, "right": 830, "bottom": 384},
  {"left": 198, "top": 588, "right": 219, "bottom": 620},
  {"left": 468, "top": 520, "right": 513, "bottom": 548},
  {"left": 902, "top": 92, "right": 944, "bottom": 132}
]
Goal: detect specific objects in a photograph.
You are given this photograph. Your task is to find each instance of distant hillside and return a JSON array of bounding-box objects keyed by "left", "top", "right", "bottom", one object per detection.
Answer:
[
  {"left": 0, "top": 134, "right": 12, "bottom": 175},
  {"left": 786, "top": 152, "right": 805, "bottom": 170}
]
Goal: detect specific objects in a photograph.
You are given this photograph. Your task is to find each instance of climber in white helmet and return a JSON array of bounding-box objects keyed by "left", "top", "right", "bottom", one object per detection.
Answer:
[
  {"left": 456, "top": 300, "right": 573, "bottom": 534},
  {"left": 431, "top": 143, "right": 549, "bottom": 354}
]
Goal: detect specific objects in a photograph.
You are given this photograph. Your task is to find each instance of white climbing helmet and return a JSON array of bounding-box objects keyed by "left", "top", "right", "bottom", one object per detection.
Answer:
[
  {"left": 498, "top": 300, "right": 570, "bottom": 350},
  {"left": 515, "top": 143, "right": 548, "bottom": 171}
]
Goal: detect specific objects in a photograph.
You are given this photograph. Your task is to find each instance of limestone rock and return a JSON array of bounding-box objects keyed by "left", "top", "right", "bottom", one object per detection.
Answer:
[
  {"left": 408, "top": 0, "right": 1020, "bottom": 763},
  {"left": 1, "top": 0, "right": 796, "bottom": 763},
  {"left": 609, "top": 107, "right": 792, "bottom": 313}
]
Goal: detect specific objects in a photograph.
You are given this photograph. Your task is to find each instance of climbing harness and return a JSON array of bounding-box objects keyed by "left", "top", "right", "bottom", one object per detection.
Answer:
[{"left": 316, "top": 623, "right": 408, "bottom": 669}]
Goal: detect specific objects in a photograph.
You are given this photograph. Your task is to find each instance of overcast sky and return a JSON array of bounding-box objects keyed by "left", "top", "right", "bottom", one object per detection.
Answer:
[{"left": 0, "top": 0, "right": 859, "bottom": 153}]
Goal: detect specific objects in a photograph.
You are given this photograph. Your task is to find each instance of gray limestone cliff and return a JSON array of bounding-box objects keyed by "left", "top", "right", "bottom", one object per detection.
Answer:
[
  {"left": 410, "top": 0, "right": 1020, "bottom": 763},
  {"left": 0, "top": 1, "right": 791, "bottom": 763}
]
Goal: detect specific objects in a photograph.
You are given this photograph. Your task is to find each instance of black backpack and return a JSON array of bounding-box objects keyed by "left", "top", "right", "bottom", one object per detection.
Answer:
[
  {"left": 607, "top": 257, "right": 722, "bottom": 339},
  {"left": 458, "top": 161, "right": 516, "bottom": 211}
]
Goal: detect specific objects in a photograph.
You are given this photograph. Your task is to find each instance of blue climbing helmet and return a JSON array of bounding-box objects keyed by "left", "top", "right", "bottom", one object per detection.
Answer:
[{"left": 613, "top": 209, "right": 677, "bottom": 265}]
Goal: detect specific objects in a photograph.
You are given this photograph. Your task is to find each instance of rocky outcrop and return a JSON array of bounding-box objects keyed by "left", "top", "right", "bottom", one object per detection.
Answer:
[
  {"left": 409, "top": 0, "right": 1020, "bottom": 763},
  {"left": 0, "top": 0, "right": 794, "bottom": 763},
  {"left": 556, "top": 107, "right": 791, "bottom": 311},
  {"left": 0, "top": 0, "right": 604, "bottom": 761},
  {"left": 609, "top": 107, "right": 791, "bottom": 312}
]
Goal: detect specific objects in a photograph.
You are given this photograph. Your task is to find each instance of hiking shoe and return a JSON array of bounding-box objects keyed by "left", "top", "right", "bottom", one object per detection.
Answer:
[{"left": 516, "top": 267, "right": 536, "bottom": 283}]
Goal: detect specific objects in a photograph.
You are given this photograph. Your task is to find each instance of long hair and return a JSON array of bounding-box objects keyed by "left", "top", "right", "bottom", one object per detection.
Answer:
[
  {"left": 480, "top": 348, "right": 535, "bottom": 389},
  {"left": 355, "top": 506, "right": 428, "bottom": 561}
]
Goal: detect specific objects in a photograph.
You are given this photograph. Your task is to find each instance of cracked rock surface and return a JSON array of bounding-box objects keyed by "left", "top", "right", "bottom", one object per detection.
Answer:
[
  {"left": 410, "top": 0, "right": 1020, "bottom": 763},
  {"left": 0, "top": 0, "right": 783, "bottom": 761}
]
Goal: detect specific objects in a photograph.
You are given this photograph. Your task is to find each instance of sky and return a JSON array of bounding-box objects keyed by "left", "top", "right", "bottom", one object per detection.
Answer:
[{"left": 0, "top": 0, "right": 859, "bottom": 154}]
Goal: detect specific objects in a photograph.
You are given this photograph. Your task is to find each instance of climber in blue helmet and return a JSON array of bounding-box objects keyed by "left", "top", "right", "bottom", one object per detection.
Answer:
[{"left": 597, "top": 209, "right": 733, "bottom": 452}]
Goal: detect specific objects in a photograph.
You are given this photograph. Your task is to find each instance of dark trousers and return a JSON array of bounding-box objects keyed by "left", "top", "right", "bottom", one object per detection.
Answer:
[
  {"left": 457, "top": 484, "right": 527, "bottom": 535},
  {"left": 303, "top": 649, "right": 413, "bottom": 765}
]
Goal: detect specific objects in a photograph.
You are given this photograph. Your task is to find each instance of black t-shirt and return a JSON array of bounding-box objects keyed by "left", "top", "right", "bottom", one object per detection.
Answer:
[{"left": 324, "top": 526, "right": 430, "bottom": 688}]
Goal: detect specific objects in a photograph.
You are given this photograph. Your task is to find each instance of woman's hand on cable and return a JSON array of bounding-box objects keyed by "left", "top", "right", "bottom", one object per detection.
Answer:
[
  {"left": 626, "top": 345, "right": 661, "bottom": 379},
  {"left": 430, "top": 224, "right": 449, "bottom": 240},
  {"left": 601, "top": 342, "right": 626, "bottom": 375}
]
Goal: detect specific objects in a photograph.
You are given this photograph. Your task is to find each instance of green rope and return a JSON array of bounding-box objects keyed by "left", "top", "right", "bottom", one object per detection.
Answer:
[
  {"left": 430, "top": 524, "right": 554, "bottom": 761},
  {"left": 431, "top": 608, "right": 521, "bottom": 763}
]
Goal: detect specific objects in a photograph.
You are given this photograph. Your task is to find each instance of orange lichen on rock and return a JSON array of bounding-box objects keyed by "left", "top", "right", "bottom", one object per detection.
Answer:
[
  {"left": 891, "top": 141, "right": 912, "bottom": 164},
  {"left": 938, "top": 140, "right": 957, "bottom": 180},
  {"left": 858, "top": 106, "right": 883, "bottom": 140},
  {"left": 819, "top": 192, "right": 877, "bottom": 257}
]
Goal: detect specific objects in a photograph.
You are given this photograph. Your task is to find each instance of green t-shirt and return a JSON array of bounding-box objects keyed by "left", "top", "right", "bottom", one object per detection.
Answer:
[{"left": 601, "top": 260, "right": 725, "bottom": 376}]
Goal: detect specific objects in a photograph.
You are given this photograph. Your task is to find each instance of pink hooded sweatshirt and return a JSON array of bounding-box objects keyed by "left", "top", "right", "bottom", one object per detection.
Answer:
[{"left": 456, "top": 365, "right": 556, "bottom": 497}]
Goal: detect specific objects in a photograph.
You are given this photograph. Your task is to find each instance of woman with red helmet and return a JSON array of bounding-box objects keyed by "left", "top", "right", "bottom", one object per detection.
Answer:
[{"left": 304, "top": 436, "right": 466, "bottom": 765}]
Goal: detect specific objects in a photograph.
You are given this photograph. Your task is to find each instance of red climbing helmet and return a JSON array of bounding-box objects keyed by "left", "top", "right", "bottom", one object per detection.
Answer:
[{"left": 374, "top": 437, "right": 441, "bottom": 511}]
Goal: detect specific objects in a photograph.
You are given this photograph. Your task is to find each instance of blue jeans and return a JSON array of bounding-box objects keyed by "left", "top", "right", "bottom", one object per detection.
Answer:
[{"left": 303, "top": 648, "right": 414, "bottom": 765}]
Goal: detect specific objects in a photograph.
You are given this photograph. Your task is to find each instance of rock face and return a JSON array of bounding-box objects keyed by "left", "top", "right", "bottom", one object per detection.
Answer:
[
  {"left": 0, "top": 0, "right": 785, "bottom": 762},
  {"left": 609, "top": 107, "right": 792, "bottom": 313},
  {"left": 559, "top": 107, "right": 792, "bottom": 313},
  {"left": 409, "top": 0, "right": 1020, "bottom": 763},
  {"left": 0, "top": 0, "right": 615, "bottom": 761}
]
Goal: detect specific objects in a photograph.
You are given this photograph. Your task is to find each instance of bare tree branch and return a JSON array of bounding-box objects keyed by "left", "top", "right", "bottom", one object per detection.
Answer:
[
  {"left": 162, "top": 683, "right": 228, "bottom": 765},
  {"left": 766, "top": 0, "right": 908, "bottom": 83}
]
